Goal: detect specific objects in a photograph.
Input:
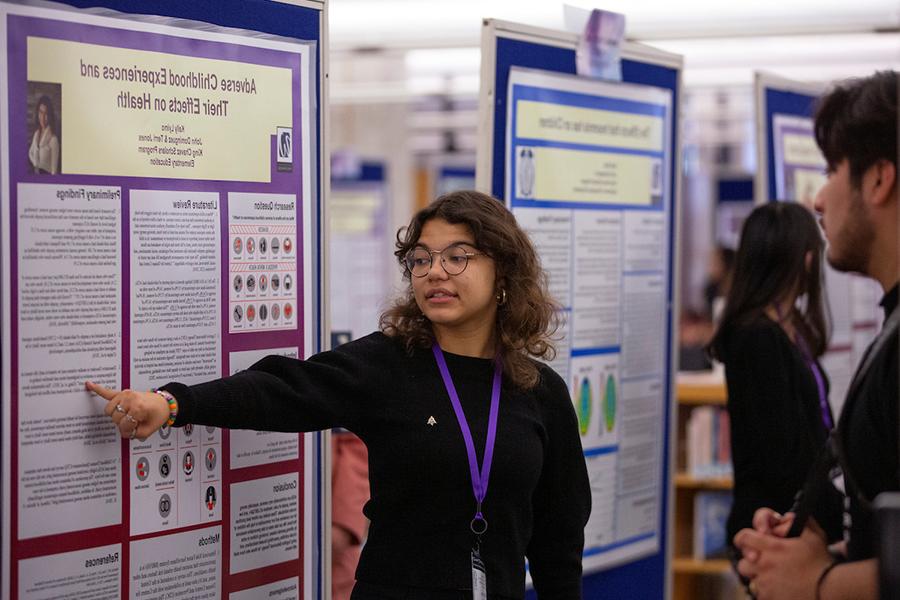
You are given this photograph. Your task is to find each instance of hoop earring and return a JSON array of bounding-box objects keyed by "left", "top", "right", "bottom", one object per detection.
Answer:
[{"left": 496, "top": 288, "right": 507, "bottom": 306}]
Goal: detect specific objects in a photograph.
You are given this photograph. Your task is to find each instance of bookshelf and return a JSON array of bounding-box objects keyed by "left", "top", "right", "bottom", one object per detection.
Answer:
[{"left": 673, "top": 372, "right": 743, "bottom": 600}]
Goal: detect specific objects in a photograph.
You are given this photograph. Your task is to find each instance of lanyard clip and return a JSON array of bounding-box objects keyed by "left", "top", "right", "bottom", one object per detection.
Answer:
[{"left": 470, "top": 501, "right": 488, "bottom": 535}]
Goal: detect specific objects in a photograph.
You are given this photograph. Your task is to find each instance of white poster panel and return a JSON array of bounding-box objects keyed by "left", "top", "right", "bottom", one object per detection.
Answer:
[
  {"left": 129, "top": 526, "right": 222, "bottom": 600},
  {"left": 19, "top": 543, "right": 121, "bottom": 600},
  {"left": 229, "top": 472, "right": 300, "bottom": 574},
  {"left": 228, "top": 193, "right": 298, "bottom": 334},
  {"left": 15, "top": 183, "right": 123, "bottom": 540},
  {"left": 229, "top": 347, "right": 300, "bottom": 470}
]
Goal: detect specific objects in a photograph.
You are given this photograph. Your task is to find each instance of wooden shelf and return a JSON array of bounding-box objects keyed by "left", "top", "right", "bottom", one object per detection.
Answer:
[
  {"left": 673, "top": 558, "right": 732, "bottom": 575},
  {"left": 675, "top": 473, "right": 733, "bottom": 490},
  {"left": 676, "top": 382, "right": 727, "bottom": 405},
  {"left": 673, "top": 373, "right": 735, "bottom": 600}
]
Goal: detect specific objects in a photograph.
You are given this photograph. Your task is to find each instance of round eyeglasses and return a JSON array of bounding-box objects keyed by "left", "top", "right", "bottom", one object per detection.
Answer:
[{"left": 404, "top": 244, "right": 485, "bottom": 277}]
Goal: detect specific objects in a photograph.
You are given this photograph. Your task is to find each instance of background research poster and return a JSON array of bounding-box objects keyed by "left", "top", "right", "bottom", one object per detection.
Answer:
[{"left": 506, "top": 67, "right": 673, "bottom": 571}]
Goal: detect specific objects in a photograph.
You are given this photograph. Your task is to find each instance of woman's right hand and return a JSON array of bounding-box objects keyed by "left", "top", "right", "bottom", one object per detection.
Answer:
[{"left": 86, "top": 381, "right": 171, "bottom": 441}]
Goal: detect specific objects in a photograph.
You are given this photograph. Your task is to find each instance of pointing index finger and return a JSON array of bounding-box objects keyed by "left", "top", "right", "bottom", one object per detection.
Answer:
[{"left": 86, "top": 380, "right": 118, "bottom": 401}]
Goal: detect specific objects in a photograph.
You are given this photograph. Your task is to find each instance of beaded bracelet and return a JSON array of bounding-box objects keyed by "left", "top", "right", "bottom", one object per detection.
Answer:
[{"left": 155, "top": 389, "right": 178, "bottom": 427}]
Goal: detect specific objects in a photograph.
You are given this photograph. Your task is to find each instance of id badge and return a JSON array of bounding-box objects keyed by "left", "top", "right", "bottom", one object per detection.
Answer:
[{"left": 471, "top": 548, "right": 487, "bottom": 600}]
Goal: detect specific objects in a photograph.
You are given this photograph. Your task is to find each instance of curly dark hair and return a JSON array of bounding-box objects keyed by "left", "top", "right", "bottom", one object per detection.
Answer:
[{"left": 379, "top": 190, "right": 560, "bottom": 390}]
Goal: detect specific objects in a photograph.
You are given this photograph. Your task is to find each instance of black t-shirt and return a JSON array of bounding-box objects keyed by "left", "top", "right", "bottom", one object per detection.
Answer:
[
  {"left": 839, "top": 284, "right": 900, "bottom": 560},
  {"left": 718, "top": 317, "right": 838, "bottom": 543},
  {"left": 164, "top": 332, "right": 591, "bottom": 599}
]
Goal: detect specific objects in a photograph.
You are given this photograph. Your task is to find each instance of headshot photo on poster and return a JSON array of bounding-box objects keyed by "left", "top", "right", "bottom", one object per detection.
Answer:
[{"left": 27, "top": 81, "right": 61, "bottom": 175}]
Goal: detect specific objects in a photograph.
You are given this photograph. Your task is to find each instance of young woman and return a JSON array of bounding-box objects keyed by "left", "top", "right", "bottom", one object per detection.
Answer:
[
  {"left": 90, "top": 190, "right": 591, "bottom": 599},
  {"left": 28, "top": 95, "right": 60, "bottom": 174},
  {"left": 708, "top": 202, "right": 841, "bottom": 548}
]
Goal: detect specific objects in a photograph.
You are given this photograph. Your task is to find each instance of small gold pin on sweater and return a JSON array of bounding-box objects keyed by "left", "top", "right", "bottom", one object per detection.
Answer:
[{"left": 426, "top": 416, "right": 437, "bottom": 426}]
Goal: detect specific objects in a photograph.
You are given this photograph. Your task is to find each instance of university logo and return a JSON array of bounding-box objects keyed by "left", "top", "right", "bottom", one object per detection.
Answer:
[{"left": 276, "top": 126, "right": 293, "bottom": 172}]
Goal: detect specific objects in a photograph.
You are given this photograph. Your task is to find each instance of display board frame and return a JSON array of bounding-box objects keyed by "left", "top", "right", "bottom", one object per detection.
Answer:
[
  {"left": 476, "top": 18, "right": 681, "bottom": 600},
  {"left": 753, "top": 71, "right": 824, "bottom": 205},
  {"left": 0, "top": 1, "right": 330, "bottom": 598}
]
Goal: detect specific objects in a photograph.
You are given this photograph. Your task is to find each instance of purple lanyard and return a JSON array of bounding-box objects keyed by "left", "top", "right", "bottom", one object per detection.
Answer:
[
  {"left": 775, "top": 307, "right": 833, "bottom": 430},
  {"left": 432, "top": 343, "right": 502, "bottom": 536},
  {"left": 794, "top": 334, "right": 833, "bottom": 431}
]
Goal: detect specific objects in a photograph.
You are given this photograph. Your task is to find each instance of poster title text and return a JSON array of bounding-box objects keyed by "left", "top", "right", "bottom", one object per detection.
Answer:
[
  {"left": 538, "top": 115, "right": 651, "bottom": 139},
  {"left": 79, "top": 59, "right": 259, "bottom": 117}
]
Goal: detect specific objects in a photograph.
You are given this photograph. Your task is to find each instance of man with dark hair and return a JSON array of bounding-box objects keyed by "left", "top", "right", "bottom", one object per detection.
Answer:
[{"left": 734, "top": 70, "right": 898, "bottom": 600}]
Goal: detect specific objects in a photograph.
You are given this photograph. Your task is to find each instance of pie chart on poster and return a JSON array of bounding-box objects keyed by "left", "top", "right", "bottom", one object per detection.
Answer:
[
  {"left": 576, "top": 376, "right": 591, "bottom": 436},
  {"left": 603, "top": 374, "right": 617, "bottom": 433}
]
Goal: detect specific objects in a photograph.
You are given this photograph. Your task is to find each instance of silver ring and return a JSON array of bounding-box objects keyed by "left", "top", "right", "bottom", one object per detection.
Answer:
[
  {"left": 124, "top": 414, "right": 137, "bottom": 424},
  {"left": 115, "top": 404, "right": 126, "bottom": 414},
  {"left": 129, "top": 426, "right": 137, "bottom": 440}
]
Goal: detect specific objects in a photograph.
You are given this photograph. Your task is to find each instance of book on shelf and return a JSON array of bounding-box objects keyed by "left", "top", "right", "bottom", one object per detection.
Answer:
[
  {"left": 693, "top": 490, "right": 732, "bottom": 560},
  {"left": 686, "top": 406, "right": 732, "bottom": 478}
]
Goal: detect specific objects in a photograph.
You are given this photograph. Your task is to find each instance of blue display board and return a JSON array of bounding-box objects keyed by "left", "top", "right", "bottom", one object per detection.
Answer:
[
  {"left": 1, "top": 2, "right": 328, "bottom": 598},
  {"left": 477, "top": 20, "right": 681, "bottom": 600},
  {"left": 435, "top": 166, "right": 476, "bottom": 196},
  {"left": 754, "top": 73, "right": 821, "bottom": 204}
]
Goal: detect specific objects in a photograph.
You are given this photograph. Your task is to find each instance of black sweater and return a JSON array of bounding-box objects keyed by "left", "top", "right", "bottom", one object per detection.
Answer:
[
  {"left": 718, "top": 318, "right": 839, "bottom": 543},
  {"left": 164, "top": 332, "right": 591, "bottom": 599},
  {"left": 838, "top": 285, "right": 899, "bottom": 560}
]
